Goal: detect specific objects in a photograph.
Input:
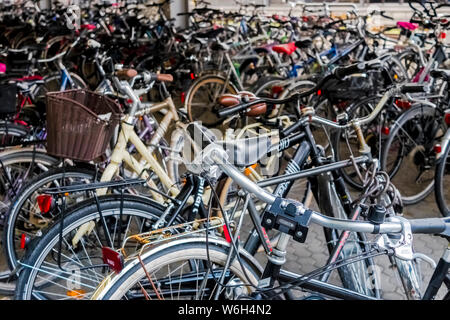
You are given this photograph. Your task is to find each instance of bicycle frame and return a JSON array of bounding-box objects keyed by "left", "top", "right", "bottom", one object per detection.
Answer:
[{"left": 98, "top": 97, "right": 181, "bottom": 202}]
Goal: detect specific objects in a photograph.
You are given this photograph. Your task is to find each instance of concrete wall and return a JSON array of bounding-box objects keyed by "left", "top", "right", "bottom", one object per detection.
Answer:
[{"left": 171, "top": 0, "right": 188, "bottom": 29}]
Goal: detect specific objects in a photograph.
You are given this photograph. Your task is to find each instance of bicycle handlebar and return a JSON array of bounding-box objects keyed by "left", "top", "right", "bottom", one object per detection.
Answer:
[
  {"left": 333, "top": 62, "right": 365, "bottom": 79},
  {"left": 217, "top": 60, "right": 379, "bottom": 119},
  {"left": 218, "top": 58, "right": 428, "bottom": 130},
  {"left": 199, "top": 138, "right": 449, "bottom": 237},
  {"left": 37, "top": 51, "right": 67, "bottom": 63}
]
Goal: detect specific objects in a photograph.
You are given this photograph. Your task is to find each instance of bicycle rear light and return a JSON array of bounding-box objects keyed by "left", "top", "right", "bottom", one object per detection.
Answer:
[
  {"left": 395, "top": 99, "right": 411, "bottom": 110},
  {"left": 445, "top": 112, "right": 450, "bottom": 125},
  {"left": 36, "top": 195, "right": 53, "bottom": 214},
  {"left": 434, "top": 144, "right": 442, "bottom": 154}
]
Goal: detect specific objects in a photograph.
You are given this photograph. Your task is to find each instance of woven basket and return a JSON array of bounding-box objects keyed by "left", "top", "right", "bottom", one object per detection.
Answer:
[{"left": 46, "top": 89, "right": 122, "bottom": 162}]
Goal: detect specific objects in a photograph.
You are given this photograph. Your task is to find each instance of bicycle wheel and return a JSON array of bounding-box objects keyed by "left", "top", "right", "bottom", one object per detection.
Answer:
[
  {"left": 42, "top": 72, "right": 87, "bottom": 94},
  {"left": 313, "top": 173, "right": 380, "bottom": 298},
  {"left": 271, "top": 80, "right": 316, "bottom": 117},
  {"left": 185, "top": 74, "right": 238, "bottom": 127},
  {"left": 396, "top": 50, "right": 421, "bottom": 81},
  {"left": 0, "top": 122, "right": 29, "bottom": 149},
  {"left": 15, "top": 195, "right": 168, "bottom": 300},
  {"left": 92, "top": 237, "right": 262, "bottom": 300},
  {"left": 435, "top": 136, "right": 450, "bottom": 217},
  {"left": 0, "top": 148, "right": 58, "bottom": 294},
  {"left": 2, "top": 167, "right": 97, "bottom": 288},
  {"left": 331, "top": 95, "right": 398, "bottom": 190},
  {"left": 381, "top": 105, "right": 445, "bottom": 205}
]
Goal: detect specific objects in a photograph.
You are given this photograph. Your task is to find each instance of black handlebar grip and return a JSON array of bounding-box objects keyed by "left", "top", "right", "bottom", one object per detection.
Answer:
[
  {"left": 400, "top": 83, "right": 427, "bottom": 94},
  {"left": 217, "top": 102, "right": 251, "bottom": 118},
  {"left": 430, "top": 70, "right": 450, "bottom": 81},
  {"left": 409, "top": 218, "right": 446, "bottom": 234},
  {"left": 334, "top": 62, "right": 366, "bottom": 79}
]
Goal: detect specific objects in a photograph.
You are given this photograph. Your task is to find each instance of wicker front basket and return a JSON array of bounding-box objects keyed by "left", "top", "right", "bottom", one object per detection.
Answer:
[{"left": 46, "top": 89, "right": 122, "bottom": 162}]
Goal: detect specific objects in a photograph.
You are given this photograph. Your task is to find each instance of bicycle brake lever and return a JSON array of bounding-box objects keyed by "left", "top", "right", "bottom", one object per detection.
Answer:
[{"left": 377, "top": 216, "right": 414, "bottom": 261}]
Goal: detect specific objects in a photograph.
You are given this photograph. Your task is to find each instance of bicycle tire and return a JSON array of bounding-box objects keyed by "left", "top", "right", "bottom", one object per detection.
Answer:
[
  {"left": 14, "top": 194, "right": 169, "bottom": 300},
  {"left": 381, "top": 105, "right": 442, "bottom": 205},
  {"left": 0, "top": 148, "right": 58, "bottom": 294},
  {"left": 2, "top": 167, "right": 97, "bottom": 280},
  {"left": 91, "top": 237, "right": 262, "bottom": 300},
  {"left": 435, "top": 137, "right": 450, "bottom": 217},
  {"left": 185, "top": 74, "right": 238, "bottom": 127}
]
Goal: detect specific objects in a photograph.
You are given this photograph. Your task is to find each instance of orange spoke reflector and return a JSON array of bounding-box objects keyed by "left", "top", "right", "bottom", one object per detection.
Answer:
[
  {"left": 244, "top": 163, "right": 258, "bottom": 176},
  {"left": 67, "top": 289, "right": 86, "bottom": 299}
]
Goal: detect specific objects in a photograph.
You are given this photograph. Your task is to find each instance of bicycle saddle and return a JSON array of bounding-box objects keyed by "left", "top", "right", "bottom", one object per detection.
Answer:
[
  {"left": 186, "top": 122, "right": 273, "bottom": 168},
  {"left": 218, "top": 91, "right": 267, "bottom": 117},
  {"left": 397, "top": 21, "right": 419, "bottom": 31},
  {"left": 295, "top": 39, "right": 313, "bottom": 49},
  {"left": 220, "top": 135, "right": 273, "bottom": 167},
  {"left": 272, "top": 42, "right": 297, "bottom": 55},
  {"left": 196, "top": 27, "right": 225, "bottom": 39},
  {"left": 81, "top": 24, "right": 96, "bottom": 30}
]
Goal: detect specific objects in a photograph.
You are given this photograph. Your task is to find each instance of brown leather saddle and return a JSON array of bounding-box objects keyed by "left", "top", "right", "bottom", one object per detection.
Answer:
[{"left": 218, "top": 91, "right": 267, "bottom": 117}]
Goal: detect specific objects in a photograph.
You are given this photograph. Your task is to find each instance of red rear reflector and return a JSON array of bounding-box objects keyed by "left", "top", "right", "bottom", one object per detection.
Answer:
[
  {"left": 181, "top": 92, "right": 186, "bottom": 104},
  {"left": 190, "top": 73, "right": 195, "bottom": 80},
  {"left": 317, "top": 89, "right": 322, "bottom": 96},
  {"left": 441, "top": 32, "right": 447, "bottom": 39},
  {"left": 382, "top": 127, "right": 390, "bottom": 135},
  {"left": 36, "top": 195, "right": 52, "bottom": 214},
  {"left": 435, "top": 144, "right": 442, "bottom": 154},
  {"left": 222, "top": 225, "right": 232, "bottom": 243},
  {"left": 445, "top": 113, "right": 450, "bottom": 125},
  {"left": 337, "top": 101, "right": 349, "bottom": 109},
  {"left": 261, "top": 227, "right": 273, "bottom": 252},
  {"left": 20, "top": 233, "right": 28, "bottom": 250},
  {"left": 102, "top": 247, "right": 124, "bottom": 273},
  {"left": 395, "top": 99, "right": 411, "bottom": 110},
  {"left": 271, "top": 86, "right": 283, "bottom": 96}
]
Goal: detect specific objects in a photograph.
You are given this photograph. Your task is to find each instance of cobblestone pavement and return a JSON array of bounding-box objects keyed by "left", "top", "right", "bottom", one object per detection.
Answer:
[{"left": 247, "top": 179, "right": 448, "bottom": 300}]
